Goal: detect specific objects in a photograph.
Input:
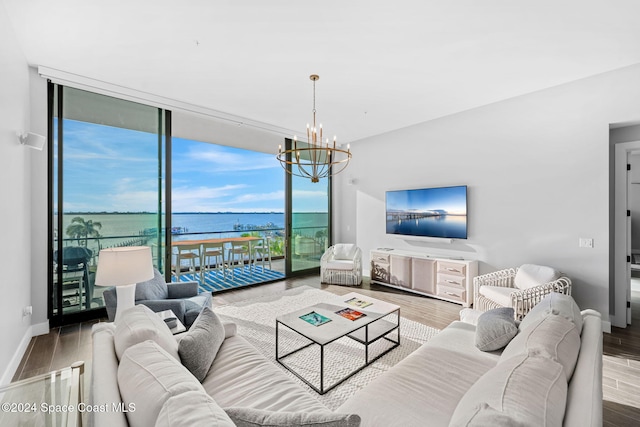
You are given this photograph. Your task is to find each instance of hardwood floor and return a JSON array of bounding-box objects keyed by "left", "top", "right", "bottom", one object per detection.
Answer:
[{"left": 11, "top": 275, "right": 640, "bottom": 426}]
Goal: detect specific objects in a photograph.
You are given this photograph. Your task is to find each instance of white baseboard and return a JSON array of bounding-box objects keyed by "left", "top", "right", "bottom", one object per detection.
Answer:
[
  {"left": 0, "top": 321, "right": 50, "bottom": 386},
  {"left": 32, "top": 321, "right": 50, "bottom": 337},
  {"left": 0, "top": 326, "right": 33, "bottom": 386}
]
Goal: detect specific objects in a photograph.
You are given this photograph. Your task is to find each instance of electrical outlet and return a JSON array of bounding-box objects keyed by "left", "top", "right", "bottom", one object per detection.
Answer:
[
  {"left": 23, "top": 306, "right": 32, "bottom": 317},
  {"left": 579, "top": 238, "right": 594, "bottom": 248}
]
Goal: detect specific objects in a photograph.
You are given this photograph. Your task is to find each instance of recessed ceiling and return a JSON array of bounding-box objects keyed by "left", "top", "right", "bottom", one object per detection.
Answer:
[{"left": 4, "top": 0, "right": 640, "bottom": 143}]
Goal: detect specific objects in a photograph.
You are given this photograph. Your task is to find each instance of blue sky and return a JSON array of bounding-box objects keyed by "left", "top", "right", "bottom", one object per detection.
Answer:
[
  {"left": 58, "top": 120, "right": 328, "bottom": 213},
  {"left": 386, "top": 186, "right": 467, "bottom": 215}
]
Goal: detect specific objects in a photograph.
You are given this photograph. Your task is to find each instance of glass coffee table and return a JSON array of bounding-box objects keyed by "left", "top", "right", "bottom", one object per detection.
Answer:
[{"left": 276, "top": 292, "right": 400, "bottom": 394}]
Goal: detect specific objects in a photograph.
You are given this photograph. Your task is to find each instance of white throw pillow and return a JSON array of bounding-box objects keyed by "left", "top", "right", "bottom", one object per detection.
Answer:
[
  {"left": 118, "top": 340, "right": 205, "bottom": 427},
  {"left": 500, "top": 314, "right": 580, "bottom": 381},
  {"left": 519, "top": 292, "right": 583, "bottom": 334},
  {"left": 334, "top": 244, "right": 356, "bottom": 260},
  {"left": 449, "top": 352, "right": 567, "bottom": 427},
  {"left": 513, "top": 264, "right": 560, "bottom": 290},
  {"left": 155, "top": 391, "right": 235, "bottom": 427},
  {"left": 114, "top": 304, "right": 179, "bottom": 361}
]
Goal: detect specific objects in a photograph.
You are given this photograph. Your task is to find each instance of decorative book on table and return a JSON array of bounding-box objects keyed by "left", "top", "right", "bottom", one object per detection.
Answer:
[
  {"left": 335, "top": 308, "right": 366, "bottom": 321},
  {"left": 299, "top": 311, "right": 332, "bottom": 326},
  {"left": 345, "top": 297, "right": 373, "bottom": 308}
]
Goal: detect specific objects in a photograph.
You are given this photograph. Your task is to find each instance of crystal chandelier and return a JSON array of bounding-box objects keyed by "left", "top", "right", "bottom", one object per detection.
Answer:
[{"left": 277, "top": 74, "right": 351, "bottom": 183}]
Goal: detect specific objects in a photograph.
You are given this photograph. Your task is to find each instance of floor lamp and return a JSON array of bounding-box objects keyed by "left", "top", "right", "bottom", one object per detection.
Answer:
[{"left": 95, "top": 246, "right": 154, "bottom": 323}]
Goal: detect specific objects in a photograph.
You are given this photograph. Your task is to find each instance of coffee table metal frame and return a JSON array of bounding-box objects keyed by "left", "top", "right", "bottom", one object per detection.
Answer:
[{"left": 275, "top": 297, "right": 400, "bottom": 395}]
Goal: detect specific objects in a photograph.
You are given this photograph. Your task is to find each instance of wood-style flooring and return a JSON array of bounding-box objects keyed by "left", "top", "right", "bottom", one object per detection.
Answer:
[{"left": 11, "top": 275, "right": 640, "bottom": 426}]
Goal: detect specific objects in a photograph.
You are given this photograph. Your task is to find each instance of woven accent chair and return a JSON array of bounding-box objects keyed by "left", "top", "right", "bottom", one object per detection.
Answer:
[
  {"left": 320, "top": 244, "right": 363, "bottom": 286},
  {"left": 473, "top": 264, "right": 571, "bottom": 320}
]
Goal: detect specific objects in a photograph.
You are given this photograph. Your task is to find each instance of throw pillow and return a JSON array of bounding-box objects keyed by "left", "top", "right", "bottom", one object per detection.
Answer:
[
  {"left": 114, "top": 304, "right": 179, "bottom": 361},
  {"left": 178, "top": 307, "right": 225, "bottom": 382},
  {"left": 518, "top": 292, "right": 583, "bottom": 333},
  {"left": 224, "top": 407, "right": 361, "bottom": 427},
  {"left": 118, "top": 340, "right": 205, "bottom": 427},
  {"left": 155, "top": 391, "right": 235, "bottom": 427},
  {"left": 135, "top": 268, "right": 169, "bottom": 300},
  {"left": 475, "top": 308, "right": 518, "bottom": 352},
  {"left": 334, "top": 244, "right": 356, "bottom": 260},
  {"left": 449, "top": 353, "right": 567, "bottom": 427},
  {"left": 513, "top": 264, "right": 560, "bottom": 290},
  {"left": 500, "top": 314, "right": 580, "bottom": 381}
]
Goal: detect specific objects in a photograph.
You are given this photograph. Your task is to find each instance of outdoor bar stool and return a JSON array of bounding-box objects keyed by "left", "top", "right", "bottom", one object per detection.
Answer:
[
  {"left": 253, "top": 236, "right": 272, "bottom": 271},
  {"left": 174, "top": 243, "right": 202, "bottom": 282},
  {"left": 202, "top": 242, "right": 225, "bottom": 279},
  {"left": 228, "top": 242, "right": 252, "bottom": 278}
]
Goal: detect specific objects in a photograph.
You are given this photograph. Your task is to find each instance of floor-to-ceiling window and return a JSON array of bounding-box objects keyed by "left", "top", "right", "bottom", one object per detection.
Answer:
[
  {"left": 285, "top": 138, "right": 331, "bottom": 276},
  {"left": 50, "top": 84, "right": 167, "bottom": 325},
  {"left": 169, "top": 137, "right": 287, "bottom": 290}
]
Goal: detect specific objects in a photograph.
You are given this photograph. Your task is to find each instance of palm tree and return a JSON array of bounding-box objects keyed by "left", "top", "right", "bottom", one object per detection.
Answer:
[{"left": 66, "top": 217, "right": 102, "bottom": 247}]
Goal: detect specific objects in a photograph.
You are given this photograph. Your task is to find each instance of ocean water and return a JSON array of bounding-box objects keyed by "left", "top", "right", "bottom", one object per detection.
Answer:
[{"left": 56, "top": 212, "right": 327, "bottom": 250}]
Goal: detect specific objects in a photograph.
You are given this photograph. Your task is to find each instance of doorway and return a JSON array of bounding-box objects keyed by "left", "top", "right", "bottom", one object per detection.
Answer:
[{"left": 613, "top": 140, "right": 640, "bottom": 328}]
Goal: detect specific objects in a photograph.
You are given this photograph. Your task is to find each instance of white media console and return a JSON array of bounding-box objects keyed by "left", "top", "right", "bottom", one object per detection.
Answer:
[{"left": 370, "top": 248, "right": 478, "bottom": 307}]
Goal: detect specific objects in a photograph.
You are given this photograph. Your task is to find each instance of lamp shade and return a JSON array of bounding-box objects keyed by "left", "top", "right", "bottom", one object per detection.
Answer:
[{"left": 95, "top": 246, "right": 154, "bottom": 287}]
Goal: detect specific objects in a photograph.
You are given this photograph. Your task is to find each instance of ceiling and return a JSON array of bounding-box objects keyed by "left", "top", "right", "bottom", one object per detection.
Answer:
[{"left": 4, "top": 0, "right": 640, "bottom": 143}]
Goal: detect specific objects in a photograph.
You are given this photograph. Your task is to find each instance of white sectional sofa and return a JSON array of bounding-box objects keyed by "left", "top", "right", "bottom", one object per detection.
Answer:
[{"left": 90, "top": 293, "right": 602, "bottom": 427}]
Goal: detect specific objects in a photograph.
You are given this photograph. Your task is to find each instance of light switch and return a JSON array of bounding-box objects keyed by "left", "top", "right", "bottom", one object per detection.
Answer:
[{"left": 579, "top": 238, "right": 594, "bottom": 248}]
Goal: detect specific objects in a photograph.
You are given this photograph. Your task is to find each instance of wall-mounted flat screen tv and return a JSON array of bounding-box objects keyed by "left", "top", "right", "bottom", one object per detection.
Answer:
[{"left": 386, "top": 185, "right": 468, "bottom": 239}]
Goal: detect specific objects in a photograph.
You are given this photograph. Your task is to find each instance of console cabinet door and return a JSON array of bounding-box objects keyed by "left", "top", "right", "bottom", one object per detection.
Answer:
[
  {"left": 390, "top": 255, "right": 412, "bottom": 288},
  {"left": 411, "top": 258, "right": 436, "bottom": 295}
]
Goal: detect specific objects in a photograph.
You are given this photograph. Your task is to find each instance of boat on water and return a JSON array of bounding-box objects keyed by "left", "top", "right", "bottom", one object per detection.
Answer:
[
  {"left": 233, "top": 221, "right": 278, "bottom": 231},
  {"left": 141, "top": 227, "right": 189, "bottom": 235}
]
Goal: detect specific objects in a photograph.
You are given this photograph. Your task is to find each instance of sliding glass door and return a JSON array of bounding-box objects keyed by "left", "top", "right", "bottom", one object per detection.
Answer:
[
  {"left": 284, "top": 138, "right": 331, "bottom": 276},
  {"left": 50, "top": 84, "right": 167, "bottom": 325}
]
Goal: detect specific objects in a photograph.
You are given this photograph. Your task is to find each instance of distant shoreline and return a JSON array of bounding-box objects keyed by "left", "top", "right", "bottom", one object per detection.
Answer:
[{"left": 60, "top": 211, "right": 291, "bottom": 215}]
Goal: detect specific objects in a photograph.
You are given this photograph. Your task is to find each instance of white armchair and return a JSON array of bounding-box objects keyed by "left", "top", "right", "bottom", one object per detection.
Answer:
[
  {"left": 320, "top": 244, "right": 362, "bottom": 286},
  {"left": 473, "top": 264, "right": 571, "bottom": 320}
]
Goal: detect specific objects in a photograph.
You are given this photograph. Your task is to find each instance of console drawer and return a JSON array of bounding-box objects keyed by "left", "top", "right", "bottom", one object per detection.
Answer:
[
  {"left": 438, "top": 261, "right": 466, "bottom": 276},
  {"left": 437, "top": 284, "right": 466, "bottom": 303},
  {"left": 437, "top": 273, "right": 466, "bottom": 288}
]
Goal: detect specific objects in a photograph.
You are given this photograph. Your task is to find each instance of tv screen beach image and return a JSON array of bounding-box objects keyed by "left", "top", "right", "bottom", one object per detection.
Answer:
[{"left": 386, "top": 186, "right": 467, "bottom": 239}]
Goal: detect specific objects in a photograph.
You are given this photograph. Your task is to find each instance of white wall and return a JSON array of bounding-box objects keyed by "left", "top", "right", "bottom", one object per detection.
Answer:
[
  {"left": 0, "top": 3, "right": 34, "bottom": 384},
  {"left": 334, "top": 62, "right": 640, "bottom": 324}
]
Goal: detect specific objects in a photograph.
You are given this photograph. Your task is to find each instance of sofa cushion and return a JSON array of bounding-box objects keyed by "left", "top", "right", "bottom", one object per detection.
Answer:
[
  {"left": 178, "top": 307, "right": 225, "bottom": 382},
  {"left": 155, "top": 391, "right": 235, "bottom": 427},
  {"left": 475, "top": 308, "right": 518, "bottom": 352},
  {"left": 455, "top": 403, "right": 522, "bottom": 426},
  {"left": 324, "top": 259, "right": 356, "bottom": 270},
  {"left": 135, "top": 268, "right": 169, "bottom": 301},
  {"left": 334, "top": 244, "right": 356, "bottom": 260},
  {"left": 449, "top": 352, "right": 567, "bottom": 427},
  {"left": 519, "top": 292, "right": 583, "bottom": 333},
  {"left": 477, "top": 286, "right": 513, "bottom": 307},
  {"left": 202, "top": 335, "right": 328, "bottom": 413},
  {"left": 501, "top": 314, "right": 580, "bottom": 381},
  {"left": 224, "top": 407, "right": 361, "bottom": 427},
  {"left": 338, "top": 322, "right": 500, "bottom": 427},
  {"left": 118, "top": 340, "right": 205, "bottom": 427},
  {"left": 114, "top": 304, "right": 179, "bottom": 361},
  {"left": 513, "top": 264, "right": 560, "bottom": 290}
]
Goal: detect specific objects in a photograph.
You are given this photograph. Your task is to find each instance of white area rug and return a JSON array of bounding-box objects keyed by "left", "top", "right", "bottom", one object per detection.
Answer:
[{"left": 213, "top": 286, "right": 440, "bottom": 410}]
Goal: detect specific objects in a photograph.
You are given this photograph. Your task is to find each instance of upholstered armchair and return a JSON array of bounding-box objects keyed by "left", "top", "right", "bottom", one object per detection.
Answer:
[
  {"left": 103, "top": 268, "right": 211, "bottom": 328},
  {"left": 320, "top": 244, "right": 362, "bottom": 286},
  {"left": 473, "top": 264, "right": 571, "bottom": 320}
]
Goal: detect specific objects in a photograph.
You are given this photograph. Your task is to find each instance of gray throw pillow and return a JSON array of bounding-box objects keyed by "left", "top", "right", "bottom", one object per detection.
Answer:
[
  {"left": 135, "top": 268, "right": 169, "bottom": 300},
  {"left": 475, "top": 307, "right": 518, "bottom": 351},
  {"left": 224, "top": 407, "right": 361, "bottom": 427},
  {"left": 178, "top": 307, "right": 225, "bottom": 382}
]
